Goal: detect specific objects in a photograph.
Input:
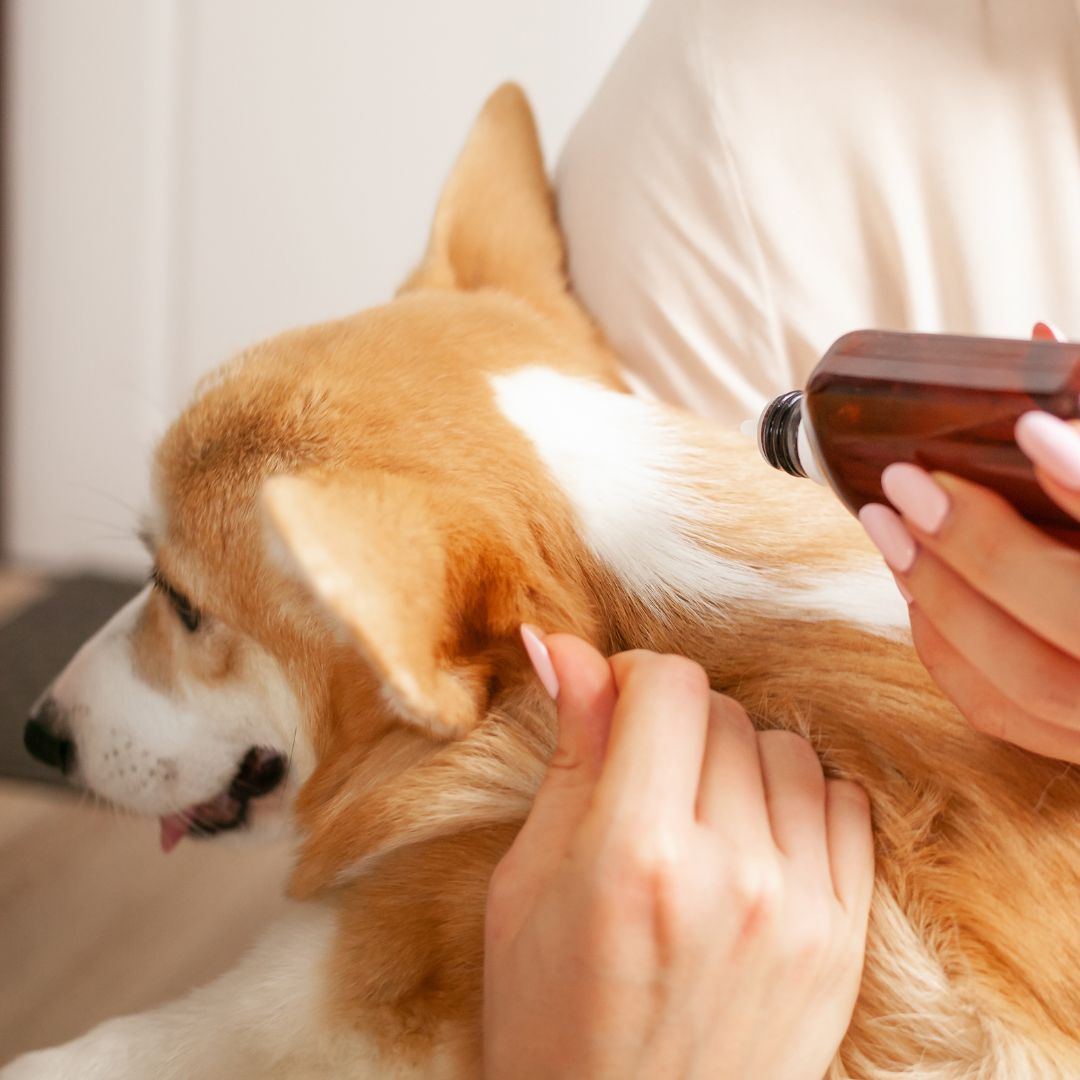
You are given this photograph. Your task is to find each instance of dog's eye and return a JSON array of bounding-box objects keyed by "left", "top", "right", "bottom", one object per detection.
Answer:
[
  {"left": 170, "top": 593, "right": 202, "bottom": 633},
  {"left": 151, "top": 570, "right": 202, "bottom": 633}
]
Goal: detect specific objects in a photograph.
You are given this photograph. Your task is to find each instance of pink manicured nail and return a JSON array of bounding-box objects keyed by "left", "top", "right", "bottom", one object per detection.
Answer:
[
  {"left": 1032, "top": 321, "right": 1064, "bottom": 342},
  {"left": 521, "top": 624, "right": 559, "bottom": 700},
  {"left": 881, "top": 463, "right": 950, "bottom": 535},
  {"left": 1016, "top": 412, "right": 1080, "bottom": 491},
  {"left": 858, "top": 504, "right": 917, "bottom": 572}
]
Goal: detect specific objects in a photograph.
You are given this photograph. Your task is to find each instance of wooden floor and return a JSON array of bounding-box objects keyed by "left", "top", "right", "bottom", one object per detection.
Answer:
[
  {"left": 0, "top": 571, "right": 293, "bottom": 1063},
  {"left": 0, "top": 781, "right": 293, "bottom": 1063},
  {"left": 0, "top": 569, "right": 45, "bottom": 618}
]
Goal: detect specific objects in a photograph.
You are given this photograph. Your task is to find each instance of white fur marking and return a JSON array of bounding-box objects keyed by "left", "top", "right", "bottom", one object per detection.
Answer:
[
  {"left": 492, "top": 368, "right": 908, "bottom": 636},
  {"left": 48, "top": 586, "right": 313, "bottom": 825},
  {"left": 3, "top": 904, "right": 471, "bottom": 1079}
]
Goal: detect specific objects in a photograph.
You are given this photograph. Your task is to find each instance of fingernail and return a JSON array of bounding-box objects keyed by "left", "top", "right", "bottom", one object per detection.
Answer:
[
  {"left": 858, "top": 503, "right": 917, "bottom": 572},
  {"left": 881, "top": 463, "right": 950, "bottom": 535},
  {"left": 1033, "top": 321, "right": 1064, "bottom": 342},
  {"left": 1016, "top": 412, "right": 1080, "bottom": 491},
  {"left": 521, "top": 624, "right": 559, "bottom": 700}
]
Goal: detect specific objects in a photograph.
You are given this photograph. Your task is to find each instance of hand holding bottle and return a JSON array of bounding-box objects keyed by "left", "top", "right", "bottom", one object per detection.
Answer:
[{"left": 860, "top": 324, "right": 1080, "bottom": 763}]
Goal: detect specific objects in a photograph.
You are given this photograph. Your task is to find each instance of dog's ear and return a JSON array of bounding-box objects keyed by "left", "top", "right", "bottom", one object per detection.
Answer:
[
  {"left": 400, "top": 83, "right": 586, "bottom": 330},
  {"left": 261, "top": 472, "right": 487, "bottom": 739}
]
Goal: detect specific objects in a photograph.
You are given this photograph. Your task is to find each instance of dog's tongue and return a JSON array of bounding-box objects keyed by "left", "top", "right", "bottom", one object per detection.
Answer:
[
  {"left": 158, "top": 789, "right": 246, "bottom": 853},
  {"left": 155, "top": 752, "right": 285, "bottom": 854},
  {"left": 159, "top": 813, "right": 189, "bottom": 853}
]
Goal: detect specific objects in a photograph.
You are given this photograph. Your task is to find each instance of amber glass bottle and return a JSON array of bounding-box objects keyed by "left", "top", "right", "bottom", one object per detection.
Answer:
[{"left": 754, "top": 330, "right": 1080, "bottom": 547}]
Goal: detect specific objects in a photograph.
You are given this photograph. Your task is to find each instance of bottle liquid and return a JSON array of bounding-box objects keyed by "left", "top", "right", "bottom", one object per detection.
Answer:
[{"left": 753, "top": 330, "right": 1080, "bottom": 548}]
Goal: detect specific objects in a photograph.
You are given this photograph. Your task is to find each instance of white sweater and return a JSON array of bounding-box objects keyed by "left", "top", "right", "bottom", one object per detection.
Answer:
[{"left": 557, "top": 0, "right": 1080, "bottom": 424}]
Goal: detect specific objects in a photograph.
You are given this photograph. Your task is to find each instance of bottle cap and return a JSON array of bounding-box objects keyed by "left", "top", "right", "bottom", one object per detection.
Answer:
[{"left": 756, "top": 390, "right": 807, "bottom": 478}]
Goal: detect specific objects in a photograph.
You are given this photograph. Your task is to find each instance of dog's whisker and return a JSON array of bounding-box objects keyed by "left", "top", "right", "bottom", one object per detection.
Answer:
[{"left": 65, "top": 485, "right": 141, "bottom": 515}]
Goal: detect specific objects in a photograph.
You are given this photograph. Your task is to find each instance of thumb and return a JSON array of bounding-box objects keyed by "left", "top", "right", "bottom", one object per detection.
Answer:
[
  {"left": 543, "top": 631, "right": 619, "bottom": 774},
  {"left": 514, "top": 627, "right": 617, "bottom": 851}
]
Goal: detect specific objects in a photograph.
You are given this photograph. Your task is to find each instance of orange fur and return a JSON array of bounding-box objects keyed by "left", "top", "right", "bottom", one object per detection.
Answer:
[
  {"left": 137, "top": 84, "right": 1080, "bottom": 1074},
  {"left": 131, "top": 589, "right": 241, "bottom": 693}
]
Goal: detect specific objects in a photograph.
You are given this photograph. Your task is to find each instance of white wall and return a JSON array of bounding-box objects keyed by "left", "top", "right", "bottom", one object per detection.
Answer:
[{"left": 4, "top": 0, "right": 646, "bottom": 573}]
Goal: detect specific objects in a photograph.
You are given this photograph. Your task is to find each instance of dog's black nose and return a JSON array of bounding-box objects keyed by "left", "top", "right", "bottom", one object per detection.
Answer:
[{"left": 24, "top": 700, "right": 75, "bottom": 774}]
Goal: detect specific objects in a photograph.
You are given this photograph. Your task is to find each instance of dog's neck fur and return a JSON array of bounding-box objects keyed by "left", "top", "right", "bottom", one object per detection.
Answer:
[{"left": 491, "top": 364, "right": 911, "bottom": 651}]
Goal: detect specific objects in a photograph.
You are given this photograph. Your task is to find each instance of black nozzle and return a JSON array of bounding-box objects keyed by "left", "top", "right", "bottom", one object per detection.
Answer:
[{"left": 757, "top": 390, "right": 807, "bottom": 478}]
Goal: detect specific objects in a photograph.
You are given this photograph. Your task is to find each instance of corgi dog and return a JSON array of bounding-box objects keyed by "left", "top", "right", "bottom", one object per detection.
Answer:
[{"left": 6, "top": 85, "right": 1080, "bottom": 1079}]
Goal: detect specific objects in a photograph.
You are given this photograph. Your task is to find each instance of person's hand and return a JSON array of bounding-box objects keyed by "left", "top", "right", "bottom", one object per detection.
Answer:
[
  {"left": 483, "top": 629, "right": 873, "bottom": 1080},
  {"left": 859, "top": 322, "right": 1080, "bottom": 762}
]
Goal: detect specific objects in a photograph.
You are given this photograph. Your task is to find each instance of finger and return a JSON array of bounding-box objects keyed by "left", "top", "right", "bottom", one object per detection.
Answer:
[
  {"left": 544, "top": 632, "right": 619, "bottom": 772},
  {"left": 1016, "top": 412, "right": 1080, "bottom": 523},
  {"left": 824, "top": 780, "right": 874, "bottom": 916},
  {"left": 1034, "top": 466, "right": 1080, "bottom": 526},
  {"left": 892, "top": 529, "right": 1080, "bottom": 731},
  {"left": 876, "top": 465, "right": 1080, "bottom": 662},
  {"left": 513, "top": 630, "right": 617, "bottom": 856},
  {"left": 756, "top": 729, "right": 830, "bottom": 877},
  {"left": 695, "top": 693, "right": 772, "bottom": 846},
  {"left": 909, "top": 606, "right": 1080, "bottom": 762},
  {"left": 593, "top": 651, "right": 711, "bottom": 825}
]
